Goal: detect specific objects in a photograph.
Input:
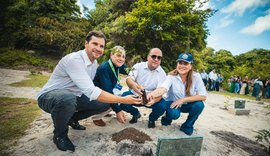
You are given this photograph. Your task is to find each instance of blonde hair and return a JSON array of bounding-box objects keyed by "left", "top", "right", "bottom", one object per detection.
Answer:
[{"left": 110, "top": 46, "right": 126, "bottom": 55}]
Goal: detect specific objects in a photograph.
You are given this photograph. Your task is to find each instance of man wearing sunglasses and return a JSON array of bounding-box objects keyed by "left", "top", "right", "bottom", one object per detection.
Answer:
[{"left": 120, "top": 48, "right": 167, "bottom": 128}]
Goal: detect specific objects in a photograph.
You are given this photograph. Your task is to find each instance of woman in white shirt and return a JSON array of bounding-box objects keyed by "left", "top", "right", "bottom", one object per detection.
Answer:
[{"left": 147, "top": 53, "right": 207, "bottom": 135}]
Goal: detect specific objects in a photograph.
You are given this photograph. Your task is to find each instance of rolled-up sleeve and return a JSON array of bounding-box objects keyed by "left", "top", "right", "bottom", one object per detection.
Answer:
[
  {"left": 159, "top": 75, "right": 173, "bottom": 91},
  {"left": 65, "top": 59, "right": 102, "bottom": 101},
  {"left": 127, "top": 63, "right": 138, "bottom": 80}
]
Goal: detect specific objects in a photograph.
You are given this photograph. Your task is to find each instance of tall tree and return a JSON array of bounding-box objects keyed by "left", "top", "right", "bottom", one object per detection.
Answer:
[{"left": 88, "top": 0, "right": 213, "bottom": 70}]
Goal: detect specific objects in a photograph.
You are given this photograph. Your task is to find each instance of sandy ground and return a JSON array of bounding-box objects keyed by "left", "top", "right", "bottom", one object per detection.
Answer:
[{"left": 1, "top": 68, "right": 269, "bottom": 156}]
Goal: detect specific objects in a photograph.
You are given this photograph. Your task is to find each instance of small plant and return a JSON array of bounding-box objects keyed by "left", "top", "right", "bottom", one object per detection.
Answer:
[
  {"left": 223, "top": 96, "right": 232, "bottom": 110},
  {"left": 255, "top": 129, "right": 270, "bottom": 153},
  {"left": 30, "top": 69, "right": 42, "bottom": 75},
  {"left": 255, "top": 105, "right": 270, "bottom": 153}
]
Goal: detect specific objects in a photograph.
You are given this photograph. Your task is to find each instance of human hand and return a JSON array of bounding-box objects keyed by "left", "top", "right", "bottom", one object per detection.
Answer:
[
  {"left": 145, "top": 94, "right": 155, "bottom": 107},
  {"left": 122, "top": 95, "right": 142, "bottom": 105},
  {"left": 116, "top": 111, "right": 126, "bottom": 123},
  {"left": 170, "top": 99, "right": 184, "bottom": 109},
  {"left": 132, "top": 83, "right": 144, "bottom": 96}
]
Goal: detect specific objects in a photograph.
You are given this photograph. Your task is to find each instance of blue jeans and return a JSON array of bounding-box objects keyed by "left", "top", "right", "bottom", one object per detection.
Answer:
[
  {"left": 234, "top": 83, "right": 240, "bottom": 93},
  {"left": 161, "top": 100, "right": 204, "bottom": 134},
  {"left": 120, "top": 90, "right": 166, "bottom": 121},
  {"left": 38, "top": 89, "right": 110, "bottom": 137}
]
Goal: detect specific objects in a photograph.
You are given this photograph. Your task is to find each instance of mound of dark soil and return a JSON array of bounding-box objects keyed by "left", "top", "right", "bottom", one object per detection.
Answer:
[
  {"left": 112, "top": 127, "right": 152, "bottom": 144},
  {"left": 211, "top": 130, "right": 269, "bottom": 156}
]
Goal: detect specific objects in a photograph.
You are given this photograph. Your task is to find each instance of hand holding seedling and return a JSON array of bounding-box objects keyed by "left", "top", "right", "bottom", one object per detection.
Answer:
[
  {"left": 144, "top": 93, "right": 155, "bottom": 107},
  {"left": 122, "top": 95, "right": 142, "bottom": 105},
  {"left": 141, "top": 89, "right": 148, "bottom": 104},
  {"left": 132, "top": 83, "right": 144, "bottom": 96}
]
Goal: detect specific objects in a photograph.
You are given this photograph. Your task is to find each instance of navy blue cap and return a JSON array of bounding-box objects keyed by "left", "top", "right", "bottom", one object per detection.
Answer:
[{"left": 176, "top": 53, "right": 193, "bottom": 63}]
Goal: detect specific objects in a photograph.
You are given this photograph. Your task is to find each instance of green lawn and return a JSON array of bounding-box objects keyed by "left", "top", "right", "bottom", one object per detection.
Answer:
[
  {"left": 0, "top": 72, "right": 48, "bottom": 155},
  {"left": 9, "top": 74, "right": 49, "bottom": 88},
  {"left": 211, "top": 90, "right": 270, "bottom": 103},
  {"left": 0, "top": 97, "right": 41, "bottom": 155}
]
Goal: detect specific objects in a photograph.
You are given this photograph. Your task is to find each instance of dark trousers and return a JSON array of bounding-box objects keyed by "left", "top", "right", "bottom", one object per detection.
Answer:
[
  {"left": 120, "top": 90, "right": 166, "bottom": 121},
  {"left": 38, "top": 89, "right": 110, "bottom": 137},
  {"left": 215, "top": 81, "right": 220, "bottom": 91},
  {"left": 202, "top": 79, "right": 207, "bottom": 87},
  {"left": 161, "top": 100, "right": 204, "bottom": 134}
]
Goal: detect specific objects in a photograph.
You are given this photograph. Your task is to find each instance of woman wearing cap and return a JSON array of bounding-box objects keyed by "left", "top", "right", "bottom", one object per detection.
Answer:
[{"left": 147, "top": 53, "right": 207, "bottom": 135}]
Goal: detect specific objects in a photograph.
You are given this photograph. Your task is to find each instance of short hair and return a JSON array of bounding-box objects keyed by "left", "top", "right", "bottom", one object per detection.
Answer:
[
  {"left": 85, "top": 31, "right": 107, "bottom": 43},
  {"left": 110, "top": 46, "right": 126, "bottom": 55}
]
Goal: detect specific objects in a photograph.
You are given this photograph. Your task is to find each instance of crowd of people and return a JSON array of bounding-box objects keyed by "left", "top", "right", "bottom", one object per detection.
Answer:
[
  {"left": 37, "top": 31, "right": 207, "bottom": 152},
  {"left": 227, "top": 76, "right": 270, "bottom": 99},
  {"left": 199, "top": 69, "right": 270, "bottom": 99},
  {"left": 200, "top": 69, "right": 224, "bottom": 92}
]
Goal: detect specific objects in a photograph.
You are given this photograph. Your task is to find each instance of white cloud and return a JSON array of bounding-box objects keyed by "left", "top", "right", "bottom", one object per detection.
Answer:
[
  {"left": 221, "top": 0, "right": 269, "bottom": 16},
  {"left": 195, "top": 0, "right": 212, "bottom": 10},
  {"left": 207, "top": 34, "right": 220, "bottom": 49},
  {"left": 217, "top": 15, "right": 234, "bottom": 28},
  {"left": 240, "top": 10, "right": 270, "bottom": 35},
  {"left": 76, "top": 0, "right": 83, "bottom": 15}
]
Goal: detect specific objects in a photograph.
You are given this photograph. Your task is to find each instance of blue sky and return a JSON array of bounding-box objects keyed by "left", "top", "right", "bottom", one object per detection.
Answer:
[{"left": 77, "top": 0, "right": 270, "bottom": 56}]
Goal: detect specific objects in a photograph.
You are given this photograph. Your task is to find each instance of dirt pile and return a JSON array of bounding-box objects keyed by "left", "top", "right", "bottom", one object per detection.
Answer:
[{"left": 112, "top": 127, "right": 152, "bottom": 143}]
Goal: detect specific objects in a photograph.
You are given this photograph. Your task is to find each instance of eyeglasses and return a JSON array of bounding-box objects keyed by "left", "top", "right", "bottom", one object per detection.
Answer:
[{"left": 150, "top": 55, "right": 162, "bottom": 60}]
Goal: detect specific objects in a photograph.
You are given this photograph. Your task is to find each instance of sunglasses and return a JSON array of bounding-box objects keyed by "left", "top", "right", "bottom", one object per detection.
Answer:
[{"left": 150, "top": 55, "right": 162, "bottom": 60}]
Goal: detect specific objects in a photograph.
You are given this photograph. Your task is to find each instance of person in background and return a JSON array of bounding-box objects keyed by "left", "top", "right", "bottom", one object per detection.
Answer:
[
  {"left": 120, "top": 48, "right": 167, "bottom": 128},
  {"left": 147, "top": 53, "right": 207, "bottom": 135},
  {"left": 265, "top": 78, "right": 270, "bottom": 98},
  {"left": 234, "top": 76, "right": 240, "bottom": 93},
  {"left": 36, "top": 31, "right": 141, "bottom": 152},
  {"left": 215, "top": 73, "right": 223, "bottom": 91},
  {"left": 93, "top": 46, "right": 128, "bottom": 126},
  {"left": 200, "top": 70, "right": 208, "bottom": 87},
  {"left": 208, "top": 69, "right": 216, "bottom": 91},
  {"left": 240, "top": 76, "right": 248, "bottom": 95},
  {"left": 252, "top": 76, "right": 263, "bottom": 99}
]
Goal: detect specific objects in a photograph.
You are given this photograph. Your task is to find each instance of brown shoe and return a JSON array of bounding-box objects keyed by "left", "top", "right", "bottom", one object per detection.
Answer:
[{"left": 93, "top": 119, "right": 106, "bottom": 127}]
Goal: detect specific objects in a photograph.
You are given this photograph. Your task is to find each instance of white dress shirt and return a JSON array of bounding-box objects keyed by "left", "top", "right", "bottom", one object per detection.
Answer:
[
  {"left": 159, "top": 72, "right": 207, "bottom": 101},
  {"left": 37, "top": 50, "right": 102, "bottom": 101},
  {"left": 127, "top": 62, "right": 166, "bottom": 95}
]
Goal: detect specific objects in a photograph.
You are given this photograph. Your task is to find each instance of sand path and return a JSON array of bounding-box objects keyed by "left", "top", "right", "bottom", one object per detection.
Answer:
[{"left": 1, "top": 68, "right": 269, "bottom": 156}]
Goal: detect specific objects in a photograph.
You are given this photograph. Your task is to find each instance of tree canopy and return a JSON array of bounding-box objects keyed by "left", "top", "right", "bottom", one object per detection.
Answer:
[{"left": 0, "top": 0, "right": 269, "bottom": 80}]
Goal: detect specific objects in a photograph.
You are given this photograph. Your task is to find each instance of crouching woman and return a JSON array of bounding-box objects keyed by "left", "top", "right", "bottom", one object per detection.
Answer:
[{"left": 147, "top": 53, "right": 207, "bottom": 135}]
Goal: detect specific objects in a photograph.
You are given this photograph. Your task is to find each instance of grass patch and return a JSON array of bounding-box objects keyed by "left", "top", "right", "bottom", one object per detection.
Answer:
[
  {"left": 0, "top": 97, "right": 41, "bottom": 155},
  {"left": 211, "top": 91, "right": 270, "bottom": 103},
  {"left": 9, "top": 74, "right": 49, "bottom": 88},
  {"left": 0, "top": 48, "right": 57, "bottom": 72}
]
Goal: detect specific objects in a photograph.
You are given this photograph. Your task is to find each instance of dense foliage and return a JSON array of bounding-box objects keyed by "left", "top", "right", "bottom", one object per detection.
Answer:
[
  {"left": 0, "top": 0, "right": 269, "bottom": 80},
  {"left": 88, "top": 0, "right": 213, "bottom": 70},
  {"left": 0, "top": 0, "right": 91, "bottom": 56}
]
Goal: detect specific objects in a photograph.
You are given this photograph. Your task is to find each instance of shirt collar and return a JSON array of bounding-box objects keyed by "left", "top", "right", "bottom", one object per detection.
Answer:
[{"left": 82, "top": 49, "right": 96, "bottom": 66}]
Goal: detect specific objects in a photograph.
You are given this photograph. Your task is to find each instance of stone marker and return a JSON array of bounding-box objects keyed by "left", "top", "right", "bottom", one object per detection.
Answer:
[
  {"left": 228, "top": 108, "right": 250, "bottom": 115},
  {"left": 156, "top": 136, "right": 203, "bottom": 156},
  {"left": 234, "top": 100, "right": 245, "bottom": 109},
  {"left": 230, "top": 99, "right": 250, "bottom": 115}
]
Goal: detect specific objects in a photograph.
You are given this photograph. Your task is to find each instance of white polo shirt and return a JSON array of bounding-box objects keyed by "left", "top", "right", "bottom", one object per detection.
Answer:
[
  {"left": 37, "top": 49, "right": 102, "bottom": 101},
  {"left": 159, "top": 72, "right": 207, "bottom": 101},
  {"left": 128, "top": 62, "right": 166, "bottom": 95}
]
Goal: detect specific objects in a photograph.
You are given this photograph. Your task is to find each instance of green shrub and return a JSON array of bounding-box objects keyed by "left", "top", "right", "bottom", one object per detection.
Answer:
[{"left": 0, "top": 48, "right": 54, "bottom": 69}]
